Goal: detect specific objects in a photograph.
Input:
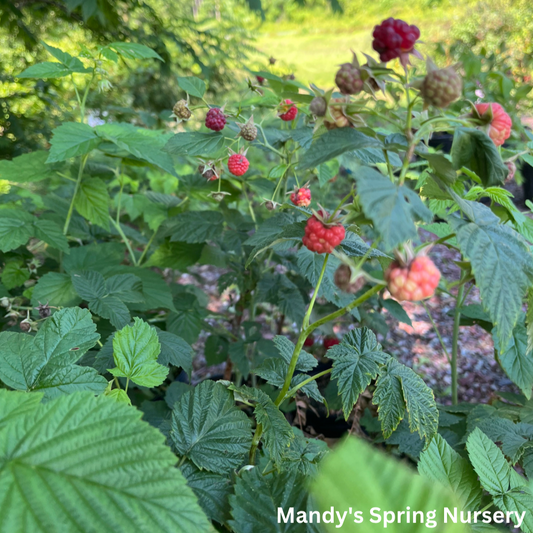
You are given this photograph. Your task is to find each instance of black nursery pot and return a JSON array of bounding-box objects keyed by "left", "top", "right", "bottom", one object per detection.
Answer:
[{"left": 427, "top": 132, "right": 454, "bottom": 154}]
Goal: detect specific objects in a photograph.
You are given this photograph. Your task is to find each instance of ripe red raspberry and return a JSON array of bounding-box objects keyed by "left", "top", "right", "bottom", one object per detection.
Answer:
[
  {"left": 304, "top": 336, "right": 314, "bottom": 347},
  {"left": 279, "top": 99, "right": 298, "bottom": 121},
  {"left": 385, "top": 256, "right": 441, "bottom": 302},
  {"left": 302, "top": 212, "right": 346, "bottom": 254},
  {"left": 323, "top": 336, "right": 340, "bottom": 350},
  {"left": 372, "top": 18, "right": 420, "bottom": 63},
  {"left": 290, "top": 187, "right": 311, "bottom": 207},
  {"left": 205, "top": 108, "right": 226, "bottom": 131},
  {"left": 420, "top": 67, "right": 462, "bottom": 108},
  {"left": 256, "top": 75, "right": 265, "bottom": 85},
  {"left": 335, "top": 62, "right": 364, "bottom": 95},
  {"left": 474, "top": 103, "right": 512, "bottom": 146},
  {"left": 227, "top": 154, "right": 249, "bottom": 176}
]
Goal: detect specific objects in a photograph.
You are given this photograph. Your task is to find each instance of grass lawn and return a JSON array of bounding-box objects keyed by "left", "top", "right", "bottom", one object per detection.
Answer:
[{"left": 250, "top": 2, "right": 472, "bottom": 87}]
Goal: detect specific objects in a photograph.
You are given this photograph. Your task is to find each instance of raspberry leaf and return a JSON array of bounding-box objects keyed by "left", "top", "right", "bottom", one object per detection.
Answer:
[
  {"left": 110, "top": 317, "right": 168, "bottom": 388},
  {"left": 229, "top": 468, "right": 314, "bottom": 533},
  {"left": 162, "top": 210, "right": 224, "bottom": 243},
  {"left": 171, "top": 381, "right": 252, "bottom": 474},
  {"left": 298, "top": 128, "right": 382, "bottom": 170},
  {"left": 74, "top": 177, "right": 111, "bottom": 230},
  {"left": 355, "top": 166, "right": 432, "bottom": 250},
  {"left": 0, "top": 209, "right": 68, "bottom": 253},
  {"left": 0, "top": 151, "right": 59, "bottom": 183},
  {"left": 451, "top": 127, "right": 508, "bottom": 187},
  {"left": 419, "top": 434, "right": 483, "bottom": 511},
  {"left": 0, "top": 308, "right": 106, "bottom": 399},
  {"left": 328, "top": 328, "right": 390, "bottom": 419},
  {"left": 493, "top": 323, "right": 533, "bottom": 400},
  {"left": 164, "top": 131, "right": 226, "bottom": 157},
  {"left": 230, "top": 384, "right": 294, "bottom": 467},
  {"left": 177, "top": 76, "right": 206, "bottom": 99},
  {"left": 311, "top": 437, "right": 466, "bottom": 533},
  {"left": 374, "top": 358, "right": 438, "bottom": 443},
  {"left": 448, "top": 199, "right": 533, "bottom": 351},
  {"left": 47, "top": 122, "right": 101, "bottom": 163},
  {"left": 0, "top": 390, "right": 211, "bottom": 532},
  {"left": 108, "top": 41, "right": 164, "bottom": 61}
]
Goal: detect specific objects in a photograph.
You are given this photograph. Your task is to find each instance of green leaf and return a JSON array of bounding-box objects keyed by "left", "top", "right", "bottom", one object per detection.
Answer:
[
  {"left": 356, "top": 166, "right": 433, "bottom": 250},
  {"left": 171, "top": 380, "right": 252, "bottom": 474},
  {"left": 449, "top": 201, "right": 533, "bottom": 350},
  {"left": 166, "top": 293, "right": 206, "bottom": 343},
  {"left": 316, "top": 158, "right": 340, "bottom": 187},
  {"left": 31, "top": 272, "right": 81, "bottom": 308},
  {"left": 493, "top": 491, "right": 533, "bottom": 533},
  {"left": 311, "top": 437, "right": 468, "bottom": 533},
  {"left": 374, "top": 358, "right": 438, "bottom": 442},
  {"left": 163, "top": 211, "right": 224, "bottom": 243},
  {"left": 177, "top": 76, "right": 206, "bottom": 98},
  {"left": 229, "top": 468, "right": 314, "bottom": 533},
  {"left": 74, "top": 178, "right": 111, "bottom": 229},
  {"left": 47, "top": 122, "right": 101, "bottom": 163},
  {"left": 1, "top": 261, "right": 29, "bottom": 290},
  {"left": 180, "top": 460, "right": 232, "bottom": 525},
  {"left": 71, "top": 271, "right": 136, "bottom": 329},
  {"left": 466, "top": 428, "right": 511, "bottom": 496},
  {"left": 273, "top": 335, "right": 317, "bottom": 372},
  {"left": 164, "top": 132, "right": 226, "bottom": 157},
  {"left": 110, "top": 318, "right": 168, "bottom": 388},
  {"left": 108, "top": 42, "right": 164, "bottom": 61},
  {"left": 95, "top": 123, "right": 176, "bottom": 176},
  {"left": 145, "top": 240, "right": 205, "bottom": 270},
  {"left": 0, "top": 209, "right": 68, "bottom": 253},
  {"left": 298, "top": 128, "right": 382, "bottom": 170},
  {"left": 381, "top": 298, "right": 412, "bottom": 326},
  {"left": 0, "top": 391, "right": 212, "bottom": 533},
  {"left": 156, "top": 329, "right": 194, "bottom": 377},
  {"left": 17, "top": 61, "right": 80, "bottom": 79},
  {"left": 419, "top": 153, "right": 457, "bottom": 185},
  {"left": 493, "top": 323, "right": 533, "bottom": 399},
  {"left": 0, "top": 151, "right": 57, "bottom": 183},
  {"left": 451, "top": 127, "right": 508, "bottom": 187},
  {"left": 0, "top": 308, "right": 105, "bottom": 399},
  {"left": 41, "top": 42, "right": 90, "bottom": 72},
  {"left": 328, "top": 328, "right": 390, "bottom": 419},
  {"left": 419, "top": 434, "right": 483, "bottom": 510},
  {"left": 232, "top": 384, "right": 294, "bottom": 466},
  {"left": 105, "top": 388, "right": 131, "bottom": 404}
]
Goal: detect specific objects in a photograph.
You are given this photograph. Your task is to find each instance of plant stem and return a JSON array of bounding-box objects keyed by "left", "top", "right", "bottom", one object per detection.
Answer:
[
  {"left": 138, "top": 229, "right": 158, "bottom": 266},
  {"left": 257, "top": 123, "right": 285, "bottom": 158},
  {"left": 63, "top": 154, "right": 88, "bottom": 235},
  {"left": 451, "top": 285, "right": 464, "bottom": 405},
  {"left": 302, "top": 254, "right": 329, "bottom": 330},
  {"left": 421, "top": 301, "right": 451, "bottom": 365},
  {"left": 284, "top": 368, "right": 332, "bottom": 400},
  {"left": 306, "top": 283, "right": 384, "bottom": 336},
  {"left": 109, "top": 216, "right": 138, "bottom": 266}
]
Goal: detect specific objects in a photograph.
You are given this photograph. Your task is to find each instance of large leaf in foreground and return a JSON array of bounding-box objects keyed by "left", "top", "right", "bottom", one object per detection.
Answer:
[
  {"left": 311, "top": 437, "right": 467, "bottom": 533},
  {"left": 356, "top": 166, "right": 432, "bottom": 250},
  {"left": 449, "top": 200, "right": 533, "bottom": 350},
  {"left": 46, "top": 122, "right": 101, "bottom": 163},
  {"left": 0, "top": 390, "right": 211, "bottom": 533},
  {"left": 171, "top": 381, "right": 252, "bottom": 474}
]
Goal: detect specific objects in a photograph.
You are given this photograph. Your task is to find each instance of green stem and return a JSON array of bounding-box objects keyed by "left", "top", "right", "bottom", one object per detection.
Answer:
[
  {"left": 115, "top": 171, "right": 124, "bottom": 226},
  {"left": 329, "top": 190, "right": 354, "bottom": 221},
  {"left": 302, "top": 254, "right": 329, "bottom": 330},
  {"left": 63, "top": 154, "right": 88, "bottom": 235},
  {"left": 109, "top": 216, "right": 138, "bottom": 266},
  {"left": 284, "top": 368, "right": 332, "bottom": 400},
  {"left": 242, "top": 180, "right": 257, "bottom": 225},
  {"left": 138, "top": 229, "right": 158, "bottom": 266},
  {"left": 383, "top": 150, "right": 395, "bottom": 182},
  {"left": 249, "top": 423, "right": 263, "bottom": 464},
  {"left": 421, "top": 301, "right": 451, "bottom": 365},
  {"left": 257, "top": 123, "right": 285, "bottom": 158},
  {"left": 125, "top": 377, "right": 130, "bottom": 394},
  {"left": 306, "top": 284, "right": 383, "bottom": 336},
  {"left": 451, "top": 285, "right": 464, "bottom": 405}
]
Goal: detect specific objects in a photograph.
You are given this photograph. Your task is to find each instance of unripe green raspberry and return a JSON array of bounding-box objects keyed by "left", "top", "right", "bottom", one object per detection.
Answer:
[
  {"left": 239, "top": 123, "right": 257, "bottom": 141},
  {"left": 335, "top": 63, "right": 364, "bottom": 95},
  {"left": 310, "top": 96, "right": 327, "bottom": 116},
  {"left": 420, "top": 67, "right": 462, "bottom": 108},
  {"left": 173, "top": 99, "right": 192, "bottom": 120}
]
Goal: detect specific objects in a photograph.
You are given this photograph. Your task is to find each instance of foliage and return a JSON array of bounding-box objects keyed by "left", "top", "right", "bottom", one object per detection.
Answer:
[{"left": 1, "top": 15, "right": 533, "bottom": 531}]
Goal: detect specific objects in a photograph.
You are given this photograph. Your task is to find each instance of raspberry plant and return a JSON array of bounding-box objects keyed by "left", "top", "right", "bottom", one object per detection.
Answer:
[{"left": 1, "top": 19, "right": 533, "bottom": 532}]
